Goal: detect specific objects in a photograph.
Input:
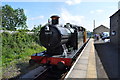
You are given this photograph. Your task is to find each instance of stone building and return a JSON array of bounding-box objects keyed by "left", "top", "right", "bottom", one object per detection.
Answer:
[
  {"left": 110, "top": 9, "right": 120, "bottom": 50},
  {"left": 93, "top": 25, "right": 110, "bottom": 34},
  {"left": 110, "top": 9, "right": 120, "bottom": 77}
]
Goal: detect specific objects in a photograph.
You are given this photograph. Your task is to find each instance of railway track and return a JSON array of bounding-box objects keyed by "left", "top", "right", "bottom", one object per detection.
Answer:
[
  {"left": 19, "top": 39, "right": 90, "bottom": 80},
  {"left": 19, "top": 66, "right": 48, "bottom": 80},
  {"left": 34, "top": 66, "right": 68, "bottom": 80}
]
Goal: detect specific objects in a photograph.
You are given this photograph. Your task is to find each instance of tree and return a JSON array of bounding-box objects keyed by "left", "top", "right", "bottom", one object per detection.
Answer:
[
  {"left": 2, "top": 5, "right": 27, "bottom": 30},
  {"left": 31, "top": 24, "right": 42, "bottom": 32},
  {"left": 14, "top": 8, "right": 27, "bottom": 29},
  {"left": 0, "top": 6, "right": 2, "bottom": 27},
  {"left": 2, "top": 5, "right": 15, "bottom": 30},
  {"left": 31, "top": 24, "right": 42, "bottom": 43}
]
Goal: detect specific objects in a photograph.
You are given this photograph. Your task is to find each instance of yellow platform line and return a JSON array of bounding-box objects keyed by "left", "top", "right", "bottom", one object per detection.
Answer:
[{"left": 87, "top": 40, "right": 97, "bottom": 78}]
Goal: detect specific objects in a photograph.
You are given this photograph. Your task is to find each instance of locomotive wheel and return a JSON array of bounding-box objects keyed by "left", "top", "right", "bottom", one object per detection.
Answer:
[
  {"left": 29, "top": 59, "right": 36, "bottom": 66},
  {"left": 57, "top": 62, "right": 65, "bottom": 70}
]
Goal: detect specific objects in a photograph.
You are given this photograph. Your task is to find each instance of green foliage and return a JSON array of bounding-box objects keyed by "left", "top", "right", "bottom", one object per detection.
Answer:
[
  {"left": 31, "top": 24, "right": 43, "bottom": 44},
  {"left": 2, "top": 32, "right": 46, "bottom": 67},
  {"left": 2, "top": 5, "right": 27, "bottom": 30},
  {"left": 14, "top": 8, "right": 27, "bottom": 29},
  {"left": 31, "top": 24, "right": 42, "bottom": 32},
  {"left": 0, "top": 6, "right": 2, "bottom": 27},
  {"left": 0, "top": 33, "right": 2, "bottom": 68}
]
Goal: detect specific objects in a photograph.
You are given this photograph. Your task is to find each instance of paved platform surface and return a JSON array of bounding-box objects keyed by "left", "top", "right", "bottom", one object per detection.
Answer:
[{"left": 65, "top": 39, "right": 97, "bottom": 79}]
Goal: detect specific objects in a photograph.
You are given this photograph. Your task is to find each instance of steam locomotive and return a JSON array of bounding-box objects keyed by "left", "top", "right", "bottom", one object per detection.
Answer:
[{"left": 29, "top": 15, "right": 88, "bottom": 69}]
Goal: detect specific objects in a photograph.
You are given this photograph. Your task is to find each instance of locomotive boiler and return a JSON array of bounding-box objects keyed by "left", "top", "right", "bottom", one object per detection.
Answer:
[
  {"left": 39, "top": 15, "right": 82, "bottom": 56},
  {"left": 29, "top": 15, "right": 87, "bottom": 69}
]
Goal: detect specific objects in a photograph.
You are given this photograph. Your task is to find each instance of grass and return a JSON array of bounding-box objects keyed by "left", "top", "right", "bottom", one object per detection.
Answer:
[
  {"left": 2, "top": 43, "right": 46, "bottom": 79},
  {"left": 2, "top": 43, "right": 46, "bottom": 68},
  {"left": 1, "top": 32, "right": 47, "bottom": 79}
]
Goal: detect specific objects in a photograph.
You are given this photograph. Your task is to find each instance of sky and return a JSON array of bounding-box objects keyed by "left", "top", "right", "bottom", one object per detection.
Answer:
[{"left": 1, "top": 0, "right": 120, "bottom": 31}]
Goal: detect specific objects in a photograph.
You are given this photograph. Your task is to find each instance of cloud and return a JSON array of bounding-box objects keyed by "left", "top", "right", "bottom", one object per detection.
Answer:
[
  {"left": 65, "top": 0, "right": 81, "bottom": 5},
  {"left": 90, "top": 9, "right": 104, "bottom": 14},
  {"left": 98, "top": 19, "right": 110, "bottom": 28},
  {"left": 60, "top": 8, "right": 84, "bottom": 25},
  {"left": 24, "top": 9, "right": 29, "bottom": 15},
  {"left": 28, "top": 16, "right": 44, "bottom": 20},
  {"left": 2, "top": 0, "right": 118, "bottom": 2},
  {"left": 96, "top": 10, "right": 104, "bottom": 13},
  {"left": 90, "top": 11, "right": 94, "bottom": 14}
]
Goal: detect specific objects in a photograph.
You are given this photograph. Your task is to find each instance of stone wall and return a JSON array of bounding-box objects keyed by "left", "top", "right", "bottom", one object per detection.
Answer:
[
  {"left": 110, "top": 9, "right": 120, "bottom": 49},
  {"left": 110, "top": 9, "right": 120, "bottom": 77}
]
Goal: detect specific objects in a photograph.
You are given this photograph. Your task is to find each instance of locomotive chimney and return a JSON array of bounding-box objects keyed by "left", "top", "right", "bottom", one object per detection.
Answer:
[{"left": 50, "top": 15, "right": 60, "bottom": 25}]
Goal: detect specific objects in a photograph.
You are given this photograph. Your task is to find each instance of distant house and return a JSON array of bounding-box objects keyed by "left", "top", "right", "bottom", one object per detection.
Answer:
[{"left": 93, "top": 25, "right": 110, "bottom": 34}]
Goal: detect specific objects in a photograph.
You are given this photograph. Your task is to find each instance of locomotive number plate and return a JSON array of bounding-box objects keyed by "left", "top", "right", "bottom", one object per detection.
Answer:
[{"left": 45, "top": 32, "right": 52, "bottom": 35}]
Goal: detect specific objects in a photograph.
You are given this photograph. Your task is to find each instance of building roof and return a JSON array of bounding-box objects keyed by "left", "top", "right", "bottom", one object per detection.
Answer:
[
  {"left": 93, "top": 25, "right": 109, "bottom": 31},
  {"left": 110, "top": 9, "right": 120, "bottom": 18}
]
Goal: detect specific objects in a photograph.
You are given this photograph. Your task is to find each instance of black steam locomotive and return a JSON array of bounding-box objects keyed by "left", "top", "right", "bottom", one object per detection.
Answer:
[{"left": 29, "top": 15, "right": 87, "bottom": 69}]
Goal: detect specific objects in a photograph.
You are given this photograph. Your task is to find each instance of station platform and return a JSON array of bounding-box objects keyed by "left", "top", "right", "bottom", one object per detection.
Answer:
[
  {"left": 94, "top": 39, "right": 119, "bottom": 79},
  {"left": 65, "top": 39, "right": 108, "bottom": 79}
]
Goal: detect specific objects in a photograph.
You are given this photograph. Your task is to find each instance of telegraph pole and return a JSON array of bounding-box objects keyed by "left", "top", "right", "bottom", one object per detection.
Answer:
[
  {"left": 93, "top": 20, "right": 96, "bottom": 36},
  {"left": 93, "top": 20, "right": 95, "bottom": 30}
]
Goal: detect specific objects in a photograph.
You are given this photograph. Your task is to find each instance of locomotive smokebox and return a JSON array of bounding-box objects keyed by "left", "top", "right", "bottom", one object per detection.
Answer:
[
  {"left": 51, "top": 15, "right": 60, "bottom": 25},
  {"left": 39, "top": 15, "right": 74, "bottom": 55}
]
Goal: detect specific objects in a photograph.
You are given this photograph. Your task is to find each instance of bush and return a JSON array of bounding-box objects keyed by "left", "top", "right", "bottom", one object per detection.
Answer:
[{"left": 2, "top": 32, "right": 46, "bottom": 67}]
